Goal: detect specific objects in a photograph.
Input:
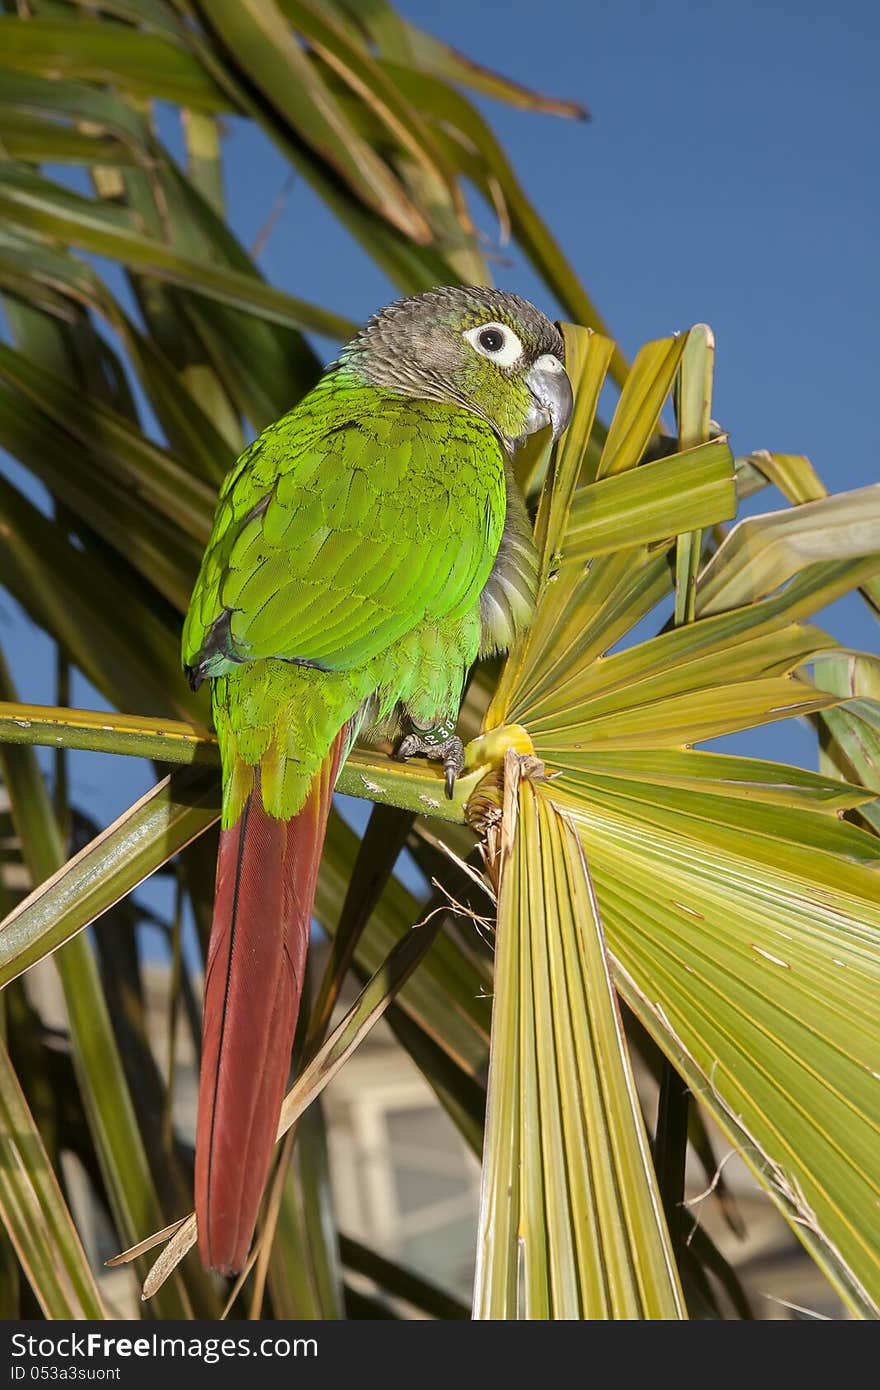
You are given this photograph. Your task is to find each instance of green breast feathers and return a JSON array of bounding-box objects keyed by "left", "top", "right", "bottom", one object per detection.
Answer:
[{"left": 183, "top": 372, "right": 534, "bottom": 684}]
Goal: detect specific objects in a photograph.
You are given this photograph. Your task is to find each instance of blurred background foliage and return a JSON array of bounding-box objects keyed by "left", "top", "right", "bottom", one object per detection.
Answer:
[{"left": 0, "top": 0, "right": 878, "bottom": 1321}]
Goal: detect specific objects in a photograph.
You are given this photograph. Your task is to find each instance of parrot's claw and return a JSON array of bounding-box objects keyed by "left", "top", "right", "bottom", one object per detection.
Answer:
[{"left": 396, "top": 725, "right": 465, "bottom": 800}]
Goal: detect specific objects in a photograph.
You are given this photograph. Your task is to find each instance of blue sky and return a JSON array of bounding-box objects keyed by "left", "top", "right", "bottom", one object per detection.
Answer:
[{"left": 1, "top": 0, "right": 878, "bottom": 860}]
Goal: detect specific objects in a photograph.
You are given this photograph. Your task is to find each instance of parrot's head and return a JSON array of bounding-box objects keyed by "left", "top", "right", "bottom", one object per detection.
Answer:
[{"left": 337, "top": 286, "right": 573, "bottom": 448}]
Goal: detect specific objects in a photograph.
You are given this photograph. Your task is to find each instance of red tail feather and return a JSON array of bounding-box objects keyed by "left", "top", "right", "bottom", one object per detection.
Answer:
[{"left": 195, "top": 738, "right": 344, "bottom": 1274}]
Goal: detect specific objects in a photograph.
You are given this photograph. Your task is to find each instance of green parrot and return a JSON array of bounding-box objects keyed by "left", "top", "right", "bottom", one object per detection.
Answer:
[{"left": 182, "top": 285, "right": 573, "bottom": 1273}]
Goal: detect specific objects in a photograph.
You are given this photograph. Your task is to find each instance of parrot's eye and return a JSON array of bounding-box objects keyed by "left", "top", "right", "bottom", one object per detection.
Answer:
[{"left": 463, "top": 321, "right": 524, "bottom": 368}]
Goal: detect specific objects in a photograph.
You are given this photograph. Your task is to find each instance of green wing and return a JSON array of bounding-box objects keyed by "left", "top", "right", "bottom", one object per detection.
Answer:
[{"left": 183, "top": 375, "right": 507, "bottom": 679}]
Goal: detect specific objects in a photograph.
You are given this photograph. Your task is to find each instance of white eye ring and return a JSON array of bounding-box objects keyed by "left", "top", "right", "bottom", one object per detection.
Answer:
[{"left": 463, "top": 321, "right": 523, "bottom": 368}]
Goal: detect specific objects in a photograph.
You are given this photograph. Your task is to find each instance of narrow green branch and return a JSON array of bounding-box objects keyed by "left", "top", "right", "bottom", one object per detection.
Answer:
[
  {"left": 0, "top": 701, "right": 471, "bottom": 821},
  {"left": 0, "top": 702, "right": 217, "bottom": 764}
]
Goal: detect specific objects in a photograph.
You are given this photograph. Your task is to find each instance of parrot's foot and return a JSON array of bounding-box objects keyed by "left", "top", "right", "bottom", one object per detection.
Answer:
[{"left": 395, "top": 721, "right": 465, "bottom": 800}]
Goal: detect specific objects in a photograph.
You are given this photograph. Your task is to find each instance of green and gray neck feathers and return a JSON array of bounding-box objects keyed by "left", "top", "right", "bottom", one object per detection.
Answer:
[{"left": 336, "top": 285, "right": 567, "bottom": 450}]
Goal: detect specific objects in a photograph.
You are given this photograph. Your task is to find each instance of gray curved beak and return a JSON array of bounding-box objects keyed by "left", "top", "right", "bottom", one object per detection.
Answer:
[{"left": 524, "top": 353, "right": 574, "bottom": 440}]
